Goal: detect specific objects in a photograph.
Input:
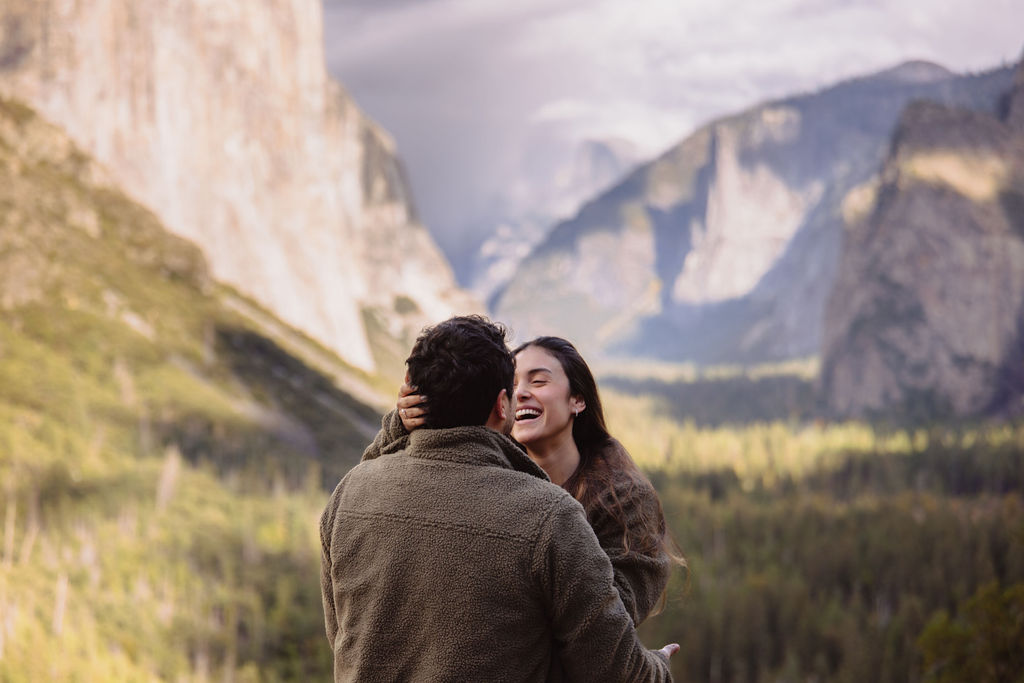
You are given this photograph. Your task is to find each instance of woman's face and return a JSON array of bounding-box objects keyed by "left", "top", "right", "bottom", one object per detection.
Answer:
[{"left": 512, "top": 345, "right": 584, "bottom": 450}]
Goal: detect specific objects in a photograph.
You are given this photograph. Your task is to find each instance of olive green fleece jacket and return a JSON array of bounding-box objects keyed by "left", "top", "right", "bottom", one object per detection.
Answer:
[
  {"left": 361, "top": 411, "right": 672, "bottom": 625},
  {"left": 321, "top": 421, "right": 673, "bottom": 683}
]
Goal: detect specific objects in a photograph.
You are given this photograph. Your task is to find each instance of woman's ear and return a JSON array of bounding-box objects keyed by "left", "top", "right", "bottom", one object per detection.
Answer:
[{"left": 570, "top": 395, "right": 586, "bottom": 415}]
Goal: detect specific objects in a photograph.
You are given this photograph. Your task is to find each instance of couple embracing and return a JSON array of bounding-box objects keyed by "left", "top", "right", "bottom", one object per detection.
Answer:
[{"left": 320, "top": 315, "right": 685, "bottom": 682}]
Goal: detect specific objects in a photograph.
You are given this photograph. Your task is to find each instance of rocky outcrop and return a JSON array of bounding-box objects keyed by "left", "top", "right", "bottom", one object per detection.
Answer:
[
  {"left": 0, "top": 0, "right": 476, "bottom": 372},
  {"left": 493, "top": 62, "right": 1015, "bottom": 361},
  {"left": 821, "top": 62, "right": 1024, "bottom": 418}
]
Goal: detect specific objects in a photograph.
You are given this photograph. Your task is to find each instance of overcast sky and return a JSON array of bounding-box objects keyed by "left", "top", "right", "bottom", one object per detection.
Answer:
[{"left": 323, "top": 0, "right": 1024, "bottom": 248}]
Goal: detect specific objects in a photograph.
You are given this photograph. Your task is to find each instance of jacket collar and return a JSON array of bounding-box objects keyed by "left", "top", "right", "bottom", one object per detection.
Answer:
[{"left": 406, "top": 426, "right": 550, "bottom": 481}]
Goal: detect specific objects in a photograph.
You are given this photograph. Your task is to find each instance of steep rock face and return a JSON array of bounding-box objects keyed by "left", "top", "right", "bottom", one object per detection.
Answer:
[
  {"left": 0, "top": 0, "right": 476, "bottom": 372},
  {"left": 1007, "top": 60, "right": 1024, "bottom": 130},
  {"left": 821, "top": 64, "right": 1024, "bottom": 418},
  {"left": 0, "top": 95, "right": 382, "bottom": 483},
  {"left": 494, "top": 62, "right": 1014, "bottom": 360}
]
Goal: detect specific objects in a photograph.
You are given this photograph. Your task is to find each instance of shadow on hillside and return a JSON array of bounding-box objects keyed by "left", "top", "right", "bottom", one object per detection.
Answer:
[
  {"left": 646, "top": 425, "right": 1024, "bottom": 503},
  {"left": 602, "top": 373, "right": 818, "bottom": 427},
  {"left": 152, "top": 327, "right": 382, "bottom": 491},
  {"left": 801, "top": 438, "right": 1024, "bottom": 499}
]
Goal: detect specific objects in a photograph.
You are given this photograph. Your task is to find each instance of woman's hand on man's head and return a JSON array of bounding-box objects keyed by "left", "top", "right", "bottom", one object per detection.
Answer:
[{"left": 397, "top": 382, "right": 428, "bottom": 431}]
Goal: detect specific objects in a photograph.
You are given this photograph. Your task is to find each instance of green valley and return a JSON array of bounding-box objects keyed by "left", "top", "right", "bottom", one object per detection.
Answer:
[{"left": 1, "top": 93, "right": 1022, "bottom": 682}]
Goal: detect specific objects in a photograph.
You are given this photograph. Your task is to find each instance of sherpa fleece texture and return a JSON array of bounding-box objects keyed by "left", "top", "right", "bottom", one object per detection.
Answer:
[
  {"left": 362, "top": 410, "right": 671, "bottom": 625},
  {"left": 321, "top": 423, "right": 672, "bottom": 683}
]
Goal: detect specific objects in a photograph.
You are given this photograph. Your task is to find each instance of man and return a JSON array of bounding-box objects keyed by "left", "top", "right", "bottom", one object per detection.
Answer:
[{"left": 320, "top": 315, "right": 677, "bottom": 682}]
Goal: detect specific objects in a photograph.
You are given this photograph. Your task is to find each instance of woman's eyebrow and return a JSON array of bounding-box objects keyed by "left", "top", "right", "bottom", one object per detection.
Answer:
[{"left": 526, "top": 367, "right": 553, "bottom": 377}]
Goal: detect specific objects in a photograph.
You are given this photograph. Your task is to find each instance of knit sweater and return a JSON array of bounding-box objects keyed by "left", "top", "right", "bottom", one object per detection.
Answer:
[
  {"left": 362, "top": 411, "right": 672, "bottom": 625},
  {"left": 321, "top": 424, "right": 672, "bottom": 682}
]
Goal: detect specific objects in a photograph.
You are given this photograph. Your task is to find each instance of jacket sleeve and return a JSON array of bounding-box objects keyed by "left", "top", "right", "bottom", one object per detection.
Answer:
[
  {"left": 319, "top": 485, "right": 341, "bottom": 647},
  {"left": 534, "top": 497, "right": 673, "bottom": 683},
  {"left": 589, "top": 480, "right": 672, "bottom": 625},
  {"left": 361, "top": 409, "right": 409, "bottom": 462}
]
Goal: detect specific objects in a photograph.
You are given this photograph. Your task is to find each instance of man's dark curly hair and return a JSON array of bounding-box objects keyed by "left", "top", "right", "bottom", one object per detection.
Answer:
[{"left": 405, "top": 315, "right": 515, "bottom": 428}]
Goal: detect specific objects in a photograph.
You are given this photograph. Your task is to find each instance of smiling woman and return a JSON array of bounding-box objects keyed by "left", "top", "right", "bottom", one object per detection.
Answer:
[
  {"left": 510, "top": 344, "right": 587, "bottom": 485},
  {"left": 509, "top": 336, "right": 686, "bottom": 625}
]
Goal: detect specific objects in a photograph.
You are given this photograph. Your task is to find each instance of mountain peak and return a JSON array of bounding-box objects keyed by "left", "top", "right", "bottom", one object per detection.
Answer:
[
  {"left": 870, "top": 60, "right": 953, "bottom": 85},
  {"left": 493, "top": 61, "right": 1016, "bottom": 363}
]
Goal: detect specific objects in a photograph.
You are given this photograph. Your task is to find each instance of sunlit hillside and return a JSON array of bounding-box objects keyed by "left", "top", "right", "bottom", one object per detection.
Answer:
[{"left": 0, "top": 97, "right": 385, "bottom": 680}]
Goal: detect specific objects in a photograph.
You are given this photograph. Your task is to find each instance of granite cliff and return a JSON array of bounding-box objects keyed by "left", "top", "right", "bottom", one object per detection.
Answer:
[
  {"left": 0, "top": 93, "right": 383, "bottom": 484},
  {"left": 493, "top": 62, "right": 1015, "bottom": 361},
  {"left": 0, "top": 0, "right": 476, "bottom": 373},
  {"left": 821, "top": 61, "right": 1024, "bottom": 419}
]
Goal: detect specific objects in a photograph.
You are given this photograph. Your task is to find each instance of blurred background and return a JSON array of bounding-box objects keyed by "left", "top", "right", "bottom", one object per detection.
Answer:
[{"left": 1, "top": 0, "right": 1023, "bottom": 680}]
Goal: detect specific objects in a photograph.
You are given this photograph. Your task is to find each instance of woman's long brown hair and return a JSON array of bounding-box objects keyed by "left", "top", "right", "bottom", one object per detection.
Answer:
[{"left": 513, "top": 337, "right": 686, "bottom": 573}]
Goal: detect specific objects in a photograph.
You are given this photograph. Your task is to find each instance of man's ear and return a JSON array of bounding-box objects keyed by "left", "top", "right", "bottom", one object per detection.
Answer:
[
  {"left": 495, "top": 388, "right": 509, "bottom": 421},
  {"left": 485, "top": 388, "right": 510, "bottom": 430}
]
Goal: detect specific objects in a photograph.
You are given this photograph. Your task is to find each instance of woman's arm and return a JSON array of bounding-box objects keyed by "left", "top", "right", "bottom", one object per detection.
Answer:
[
  {"left": 360, "top": 409, "right": 408, "bottom": 461},
  {"left": 535, "top": 497, "right": 676, "bottom": 682},
  {"left": 588, "top": 479, "right": 673, "bottom": 626},
  {"left": 362, "top": 383, "right": 429, "bottom": 461}
]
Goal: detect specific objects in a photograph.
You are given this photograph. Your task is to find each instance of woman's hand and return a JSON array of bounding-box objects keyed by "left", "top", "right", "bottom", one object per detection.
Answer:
[
  {"left": 397, "top": 382, "right": 428, "bottom": 431},
  {"left": 657, "top": 643, "right": 679, "bottom": 659}
]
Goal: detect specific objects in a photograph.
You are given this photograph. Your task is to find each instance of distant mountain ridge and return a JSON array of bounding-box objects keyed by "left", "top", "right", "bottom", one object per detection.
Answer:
[
  {"left": 0, "top": 0, "right": 477, "bottom": 374},
  {"left": 463, "top": 137, "right": 641, "bottom": 304},
  {"left": 493, "top": 61, "right": 1016, "bottom": 361},
  {"left": 821, "top": 60, "right": 1024, "bottom": 419}
]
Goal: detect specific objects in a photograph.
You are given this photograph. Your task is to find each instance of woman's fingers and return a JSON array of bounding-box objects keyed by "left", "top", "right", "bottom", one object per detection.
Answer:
[
  {"left": 399, "top": 408, "right": 426, "bottom": 431},
  {"left": 658, "top": 643, "right": 679, "bottom": 659},
  {"left": 399, "top": 404, "right": 426, "bottom": 418},
  {"left": 398, "top": 382, "right": 418, "bottom": 398},
  {"left": 401, "top": 414, "right": 427, "bottom": 430},
  {"left": 397, "top": 394, "right": 428, "bottom": 412},
  {"left": 397, "top": 392, "right": 429, "bottom": 431}
]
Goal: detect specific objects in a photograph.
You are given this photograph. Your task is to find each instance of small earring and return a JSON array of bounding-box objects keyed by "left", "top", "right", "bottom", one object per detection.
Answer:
[{"left": 574, "top": 408, "right": 579, "bottom": 417}]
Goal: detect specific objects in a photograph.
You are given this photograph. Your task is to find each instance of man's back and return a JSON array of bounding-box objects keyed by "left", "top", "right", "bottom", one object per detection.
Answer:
[
  {"left": 322, "top": 426, "right": 561, "bottom": 681},
  {"left": 320, "top": 426, "right": 671, "bottom": 683}
]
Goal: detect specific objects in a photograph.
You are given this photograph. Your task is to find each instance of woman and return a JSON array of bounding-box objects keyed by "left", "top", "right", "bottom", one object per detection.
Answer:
[{"left": 397, "top": 336, "right": 684, "bottom": 626}]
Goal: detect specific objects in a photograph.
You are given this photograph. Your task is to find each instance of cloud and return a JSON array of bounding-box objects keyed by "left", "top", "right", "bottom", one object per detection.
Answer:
[{"left": 323, "top": 0, "right": 1024, "bottom": 250}]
